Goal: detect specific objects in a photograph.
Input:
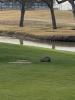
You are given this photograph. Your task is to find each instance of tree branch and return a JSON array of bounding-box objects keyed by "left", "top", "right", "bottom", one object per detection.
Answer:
[{"left": 56, "top": 0, "right": 67, "bottom": 4}]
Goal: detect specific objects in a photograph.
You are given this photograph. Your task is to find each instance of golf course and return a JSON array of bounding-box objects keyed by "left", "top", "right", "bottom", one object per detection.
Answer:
[
  {"left": 0, "top": 2, "right": 75, "bottom": 99},
  {"left": 0, "top": 43, "right": 75, "bottom": 100}
]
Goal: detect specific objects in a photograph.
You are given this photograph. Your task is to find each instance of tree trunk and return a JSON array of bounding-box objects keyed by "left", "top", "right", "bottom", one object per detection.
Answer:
[
  {"left": 69, "top": 0, "right": 75, "bottom": 17},
  {"left": 50, "top": 6, "right": 57, "bottom": 29},
  {"left": 20, "top": 3, "right": 25, "bottom": 27}
]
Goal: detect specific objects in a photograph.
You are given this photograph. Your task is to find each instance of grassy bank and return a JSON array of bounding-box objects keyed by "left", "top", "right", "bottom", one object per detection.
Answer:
[
  {"left": 0, "top": 9, "right": 75, "bottom": 37},
  {"left": 0, "top": 43, "right": 75, "bottom": 100}
]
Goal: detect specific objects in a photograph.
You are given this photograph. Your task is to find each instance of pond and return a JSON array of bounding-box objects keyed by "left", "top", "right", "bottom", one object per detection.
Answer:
[{"left": 0, "top": 36, "right": 75, "bottom": 52}]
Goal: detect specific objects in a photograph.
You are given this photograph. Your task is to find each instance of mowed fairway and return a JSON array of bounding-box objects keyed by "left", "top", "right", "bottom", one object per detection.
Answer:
[
  {"left": 0, "top": 9, "right": 75, "bottom": 36},
  {"left": 0, "top": 43, "right": 75, "bottom": 100}
]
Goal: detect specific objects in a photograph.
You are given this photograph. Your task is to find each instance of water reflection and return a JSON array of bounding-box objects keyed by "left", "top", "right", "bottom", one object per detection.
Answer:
[
  {"left": 0, "top": 36, "right": 75, "bottom": 52},
  {"left": 51, "top": 42, "right": 75, "bottom": 52}
]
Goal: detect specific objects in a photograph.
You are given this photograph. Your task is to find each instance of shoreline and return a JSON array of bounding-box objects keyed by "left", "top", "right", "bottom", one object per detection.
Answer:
[
  {"left": 0, "top": 31, "right": 75, "bottom": 43},
  {"left": 0, "top": 35, "right": 75, "bottom": 52}
]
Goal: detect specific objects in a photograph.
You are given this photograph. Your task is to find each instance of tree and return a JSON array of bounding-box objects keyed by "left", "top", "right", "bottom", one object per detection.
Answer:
[
  {"left": 7, "top": 0, "right": 74, "bottom": 29},
  {"left": 68, "top": 0, "right": 75, "bottom": 17},
  {"left": 43, "top": 0, "right": 57, "bottom": 29},
  {"left": 56, "top": 0, "right": 75, "bottom": 17},
  {"left": 19, "top": 0, "right": 25, "bottom": 27},
  {"left": 16, "top": 0, "right": 32, "bottom": 27},
  {"left": 17, "top": 0, "right": 57, "bottom": 29}
]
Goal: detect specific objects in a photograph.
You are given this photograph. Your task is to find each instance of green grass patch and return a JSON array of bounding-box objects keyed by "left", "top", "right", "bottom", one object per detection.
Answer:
[{"left": 0, "top": 43, "right": 75, "bottom": 100}]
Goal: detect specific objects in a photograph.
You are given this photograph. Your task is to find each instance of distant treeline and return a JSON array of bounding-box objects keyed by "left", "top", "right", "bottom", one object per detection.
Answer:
[{"left": 0, "top": 1, "right": 48, "bottom": 9}]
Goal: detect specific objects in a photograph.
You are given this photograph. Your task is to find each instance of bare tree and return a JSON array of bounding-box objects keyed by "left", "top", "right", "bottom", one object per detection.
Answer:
[
  {"left": 18, "top": 0, "right": 75, "bottom": 29},
  {"left": 69, "top": 0, "right": 75, "bottom": 17},
  {"left": 43, "top": 0, "right": 57, "bottom": 29},
  {"left": 16, "top": 0, "right": 32, "bottom": 27},
  {"left": 17, "top": 0, "right": 57, "bottom": 29},
  {"left": 56, "top": 0, "right": 75, "bottom": 17},
  {"left": 4, "top": 0, "right": 74, "bottom": 29},
  {"left": 19, "top": 0, "right": 25, "bottom": 27}
]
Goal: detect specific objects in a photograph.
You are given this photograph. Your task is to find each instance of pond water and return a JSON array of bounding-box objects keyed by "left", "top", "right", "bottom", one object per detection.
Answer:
[{"left": 0, "top": 36, "right": 75, "bottom": 52}]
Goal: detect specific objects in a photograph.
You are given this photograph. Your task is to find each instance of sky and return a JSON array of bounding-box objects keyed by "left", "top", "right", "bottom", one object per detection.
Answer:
[{"left": 54, "top": 1, "right": 72, "bottom": 10}]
